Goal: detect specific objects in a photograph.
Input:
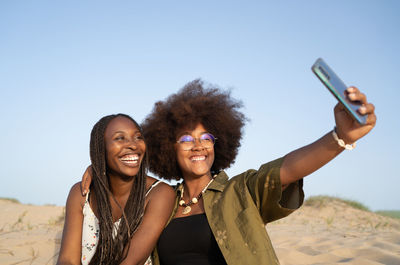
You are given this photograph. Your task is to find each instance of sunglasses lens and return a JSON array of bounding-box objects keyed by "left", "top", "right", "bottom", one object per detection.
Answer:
[
  {"left": 177, "top": 133, "right": 216, "bottom": 150},
  {"left": 179, "top": 135, "right": 194, "bottom": 143},
  {"left": 200, "top": 133, "right": 215, "bottom": 144}
]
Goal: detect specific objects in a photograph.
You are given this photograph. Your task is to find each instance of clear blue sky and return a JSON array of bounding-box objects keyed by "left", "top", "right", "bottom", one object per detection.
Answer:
[{"left": 1, "top": 1, "right": 399, "bottom": 211}]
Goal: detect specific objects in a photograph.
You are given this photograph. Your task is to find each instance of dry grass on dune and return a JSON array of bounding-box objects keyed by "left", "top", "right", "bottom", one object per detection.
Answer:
[
  {"left": 0, "top": 198, "right": 65, "bottom": 265},
  {"left": 1, "top": 196, "right": 399, "bottom": 265},
  {"left": 268, "top": 196, "right": 400, "bottom": 265}
]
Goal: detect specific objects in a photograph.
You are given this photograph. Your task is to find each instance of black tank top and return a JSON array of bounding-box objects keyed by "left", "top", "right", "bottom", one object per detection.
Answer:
[{"left": 157, "top": 213, "right": 227, "bottom": 265}]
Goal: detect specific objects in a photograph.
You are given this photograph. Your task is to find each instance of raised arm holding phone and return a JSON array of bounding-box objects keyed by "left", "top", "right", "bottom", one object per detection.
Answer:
[{"left": 78, "top": 62, "right": 376, "bottom": 264}]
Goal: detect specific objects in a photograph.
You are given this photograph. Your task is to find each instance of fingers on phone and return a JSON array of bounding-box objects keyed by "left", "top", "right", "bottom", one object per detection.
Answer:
[
  {"left": 357, "top": 102, "right": 376, "bottom": 126},
  {"left": 346, "top": 86, "right": 357, "bottom": 93},
  {"left": 363, "top": 103, "right": 375, "bottom": 116},
  {"left": 366, "top": 110, "right": 377, "bottom": 126},
  {"left": 358, "top": 105, "right": 367, "bottom": 115},
  {"left": 364, "top": 107, "right": 377, "bottom": 125},
  {"left": 347, "top": 86, "right": 367, "bottom": 105}
]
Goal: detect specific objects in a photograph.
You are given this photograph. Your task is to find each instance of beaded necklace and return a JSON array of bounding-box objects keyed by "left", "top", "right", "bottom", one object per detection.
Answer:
[{"left": 179, "top": 175, "right": 216, "bottom": 215}]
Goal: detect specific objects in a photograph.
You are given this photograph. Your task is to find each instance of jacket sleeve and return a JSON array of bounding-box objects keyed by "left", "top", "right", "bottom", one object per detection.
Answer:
[{"left": 244, "top": 157, "right": 304, "bottom": 223}]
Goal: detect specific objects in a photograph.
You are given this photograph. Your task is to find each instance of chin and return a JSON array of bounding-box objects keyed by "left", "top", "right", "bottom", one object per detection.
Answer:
[
  {"left": 120, "top": 168, "right": 140, "bottom": 178},
  {"left": 191, "top": 170, "right": 210, "bottom": 177}
]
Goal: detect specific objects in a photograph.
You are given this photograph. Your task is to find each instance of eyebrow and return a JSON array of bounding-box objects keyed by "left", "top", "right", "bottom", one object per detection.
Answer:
[
  {"left": 179, "top": 131, "right": 209, "bottom": 136},
  {"left": 112, "top": 130, "right": 141, "bottom": 135}
]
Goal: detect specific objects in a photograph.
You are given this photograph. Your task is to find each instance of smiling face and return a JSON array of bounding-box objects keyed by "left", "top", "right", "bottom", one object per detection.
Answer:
[
  {"left": 104, "top": 116, "right": 146, "bottom": 179},
  {"left": 175, "top": 123, "right": 215, "bottom": 180}
]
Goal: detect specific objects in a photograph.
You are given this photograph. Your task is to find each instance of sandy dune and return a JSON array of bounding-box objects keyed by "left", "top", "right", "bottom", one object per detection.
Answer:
[
  {"left": 1, "top": 198, "right": 399, "bottom": 265},
  {"left": 0, "top": 199, "right": 64, "bottom": 264},
  {"left": 267, "top": 199, "right": 400, "bottom": 265}
]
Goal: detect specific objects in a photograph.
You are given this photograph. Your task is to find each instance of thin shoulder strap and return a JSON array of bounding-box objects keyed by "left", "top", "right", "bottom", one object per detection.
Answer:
[
  {"left": 85, "top": 189, "right": 90, "bottom": 202},
  {"left": 145, "top": 180, "right": 161, "bottom": 197}
]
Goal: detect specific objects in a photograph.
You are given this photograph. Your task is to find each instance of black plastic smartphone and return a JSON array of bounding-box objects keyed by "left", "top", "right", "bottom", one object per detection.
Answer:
[{"left": 311, "top": 58, "right": 367, "bottom": 124}]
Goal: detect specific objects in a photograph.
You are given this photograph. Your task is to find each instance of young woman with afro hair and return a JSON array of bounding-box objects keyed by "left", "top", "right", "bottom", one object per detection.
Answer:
[{"left": 82, "top": 79, "right": 376, "bottom": 265}]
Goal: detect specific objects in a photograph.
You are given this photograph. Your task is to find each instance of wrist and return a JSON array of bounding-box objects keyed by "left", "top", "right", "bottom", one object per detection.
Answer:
[{"left": 332, "top": 127, "right": 356, "bottom": 150}]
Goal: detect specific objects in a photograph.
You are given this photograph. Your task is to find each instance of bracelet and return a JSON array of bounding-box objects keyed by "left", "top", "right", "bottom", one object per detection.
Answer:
[{"left": 332, "top": 127, "right": 356, "bottom": 150}]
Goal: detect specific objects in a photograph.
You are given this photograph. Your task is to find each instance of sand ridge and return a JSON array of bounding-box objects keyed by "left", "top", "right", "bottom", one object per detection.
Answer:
[
  {"left": 268, "top": 199, "right": 400, "bottom": 264},
  {"left": 0, "top": 199, "right": 64, "bottom": 265},
  {"left": 1, "top": 198, "right": 399, "bottom": 264}
]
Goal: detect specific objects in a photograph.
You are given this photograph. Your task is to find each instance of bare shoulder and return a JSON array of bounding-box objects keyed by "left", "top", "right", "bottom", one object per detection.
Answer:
[
  {"left": 154, "top": 181, "right": 175, "bottom": 197},
  {"left": 145, "top": 175, "right": 158, "bottom": 190},
  {"left": 145, "top": 176, "right": 175, "bottom": 201},
  {"left": 144, "top": 178, "right": 175, "bottom": 220},
  {"left": 66, "top": 182, "right": 86, "bottom": 208}
]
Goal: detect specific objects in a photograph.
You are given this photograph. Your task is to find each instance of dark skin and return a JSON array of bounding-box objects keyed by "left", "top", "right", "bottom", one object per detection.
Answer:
[
  {"left": 82, "top": 87, "right": 377, "bottom": 203},
  {"left": 172, "top": 87, "right": 376, "bottom": 218},
  {"left": 57, "top": 116, "right": 175, "bottom": 265},
  {"left": 81, "top": 87, "right": 376, "bottom": 248}
]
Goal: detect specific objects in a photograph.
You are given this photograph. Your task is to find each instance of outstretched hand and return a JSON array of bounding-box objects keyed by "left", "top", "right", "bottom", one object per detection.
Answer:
[
  {"left": 80, "top": 165, "right": 93, "bottom": 196},
  {"left": 334, "top": 86, "right": 376, "bottom": 144}
]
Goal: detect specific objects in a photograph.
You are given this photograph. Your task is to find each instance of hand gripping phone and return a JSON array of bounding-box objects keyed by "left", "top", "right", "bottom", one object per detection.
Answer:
[{"left": 311, "top": 58, "right": 367, "bottom": 124}]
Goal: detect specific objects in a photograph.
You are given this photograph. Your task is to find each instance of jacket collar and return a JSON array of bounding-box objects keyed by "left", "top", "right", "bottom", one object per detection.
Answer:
[
  {"left": 176, "top": 170, "right": 228, "bottom": 195},
  {"left": 207, "top": 170, "right": 228, "bottom": 192}
]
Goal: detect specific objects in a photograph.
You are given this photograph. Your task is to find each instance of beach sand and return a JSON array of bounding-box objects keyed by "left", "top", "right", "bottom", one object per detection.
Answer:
[{"left": 1, "top": 197, "right": 399, "bottom": 265}]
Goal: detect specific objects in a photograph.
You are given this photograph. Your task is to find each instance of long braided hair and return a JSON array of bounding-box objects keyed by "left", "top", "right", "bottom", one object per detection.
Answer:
[{"left": 88, "top": 114, "right": 148, "bottom": 264}]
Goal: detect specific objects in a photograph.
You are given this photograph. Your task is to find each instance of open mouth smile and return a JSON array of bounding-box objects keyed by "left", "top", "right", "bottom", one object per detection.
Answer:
[
  {"left": 119, "top": 154, "right": 140, "bottom": 166},
  {"left": 190, "top": 155, "right": 206, "bottom": 162}
]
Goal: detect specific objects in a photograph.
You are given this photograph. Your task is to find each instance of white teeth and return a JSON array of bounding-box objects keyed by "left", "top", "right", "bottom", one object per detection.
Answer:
[
  {"left": 122, "top": 161, "right": 138, "bottom": 164},
  {"left": 120, "top": 155, "right": 139, "bottom": 162},
  {"left": 191, "top": 156, "right": 205, "bottom": 161}
]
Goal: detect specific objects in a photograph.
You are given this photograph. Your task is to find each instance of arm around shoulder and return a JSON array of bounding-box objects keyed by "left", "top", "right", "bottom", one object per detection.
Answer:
[{"left": 57, "top": 182, "right": 85, "bottom": 265}]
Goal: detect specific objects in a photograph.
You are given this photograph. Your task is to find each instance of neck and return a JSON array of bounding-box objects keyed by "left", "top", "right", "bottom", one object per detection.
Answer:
[
  {"left": 182, "top": 173, "right": 213, "bottom": 199},
  {"left": 108, "top": 173, "right": 134, "bottom": 198}
]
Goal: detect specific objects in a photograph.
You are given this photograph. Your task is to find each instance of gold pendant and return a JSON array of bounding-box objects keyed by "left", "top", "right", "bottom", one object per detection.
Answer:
[{"left": 182, "top": 205, "right": 191, "bottom": 214}]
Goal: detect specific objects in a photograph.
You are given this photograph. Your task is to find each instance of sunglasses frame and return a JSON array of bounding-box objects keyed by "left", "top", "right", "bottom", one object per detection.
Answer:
[{"left": 176, "top": 133, "right": 217, "bottom": 151}]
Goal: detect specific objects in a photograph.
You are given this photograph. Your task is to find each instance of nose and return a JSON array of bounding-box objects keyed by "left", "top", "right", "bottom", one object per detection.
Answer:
[
  {"left": 192, "top": 138, "right": 205, "bottom": 150},
  {"left": 125, "top": 138, "right": 138, "bottom": 149}
]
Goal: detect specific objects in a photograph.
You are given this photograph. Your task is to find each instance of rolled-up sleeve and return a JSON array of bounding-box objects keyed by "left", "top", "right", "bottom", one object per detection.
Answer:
[{"left": 244, "top": 157, "right": 304, "bottom": 223}]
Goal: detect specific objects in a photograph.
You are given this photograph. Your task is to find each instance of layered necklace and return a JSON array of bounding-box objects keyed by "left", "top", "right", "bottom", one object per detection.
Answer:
[{"left": 179, "top": 175, "right": 216, "bottom": 215}]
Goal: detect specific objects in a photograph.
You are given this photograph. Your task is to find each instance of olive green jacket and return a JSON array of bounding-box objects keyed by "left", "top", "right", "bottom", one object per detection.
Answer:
[{"left": 152, "top": 158, "right": 304, "bottom": 265}]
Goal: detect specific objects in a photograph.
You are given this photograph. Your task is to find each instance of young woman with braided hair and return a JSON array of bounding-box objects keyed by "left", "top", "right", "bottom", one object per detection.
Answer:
[
  {"left": 82, "top": 79, "right": 376, "bottom": 264},
  {"left": 57, "top": 114, "right": 174, "bottom": 265}
]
